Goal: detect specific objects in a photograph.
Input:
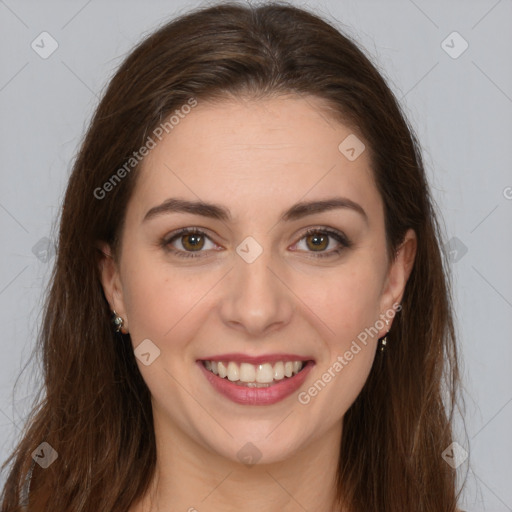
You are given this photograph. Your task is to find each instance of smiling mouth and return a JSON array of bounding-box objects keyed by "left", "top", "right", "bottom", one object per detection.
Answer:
[{"left": 201, "top": 360, "right": 309, "bottom": 387}]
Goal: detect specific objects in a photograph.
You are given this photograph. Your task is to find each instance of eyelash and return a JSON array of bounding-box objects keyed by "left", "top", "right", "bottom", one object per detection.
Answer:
[{"left": 161, "top": 227, "right": 352, "bottom": 259}]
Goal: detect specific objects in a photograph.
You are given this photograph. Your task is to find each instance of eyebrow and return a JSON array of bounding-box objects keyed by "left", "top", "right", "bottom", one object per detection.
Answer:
[{"left": 142, "top": 197, "right": 368, "bottom": 224}]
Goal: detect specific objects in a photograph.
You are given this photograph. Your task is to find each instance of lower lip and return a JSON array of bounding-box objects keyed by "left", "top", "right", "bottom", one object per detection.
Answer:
[{"left": 197, "top": 360, "right": 315, "bottom": 406}]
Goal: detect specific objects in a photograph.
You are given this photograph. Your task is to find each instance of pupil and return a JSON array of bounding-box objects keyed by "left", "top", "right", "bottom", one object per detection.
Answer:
[
  {"left": 309, "top": 234, "right": 327, "bottom": 250},
  {"left": 184, "top": 234, "right": 203, "bottom": 249}
]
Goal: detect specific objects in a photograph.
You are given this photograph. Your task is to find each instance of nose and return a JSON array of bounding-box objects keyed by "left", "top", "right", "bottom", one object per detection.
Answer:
[{"left": 218, "top": 244, "right": 295, "bottom": 337}]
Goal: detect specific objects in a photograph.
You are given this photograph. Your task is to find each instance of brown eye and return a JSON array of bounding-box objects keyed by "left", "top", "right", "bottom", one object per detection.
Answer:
[
  {"left": 162, "top": 228, "right": 218, "bottom": 258},
  {"left": 181, "top": 233, "right": 205, "bottom": 251},
  {"left": 293, "top": 228, "right": 352, "bottom": 258},
  {"left": 305, "top": 232, "right": 329, "bottom": 252}
]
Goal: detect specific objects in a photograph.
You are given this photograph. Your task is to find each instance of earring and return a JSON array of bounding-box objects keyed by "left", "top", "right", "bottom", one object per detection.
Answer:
[
  {"left": 112, "top": 310, "right": 127, "bottom": 334},
  {"left": 379, "top": 318, "right": 390, "bottom": 352}
]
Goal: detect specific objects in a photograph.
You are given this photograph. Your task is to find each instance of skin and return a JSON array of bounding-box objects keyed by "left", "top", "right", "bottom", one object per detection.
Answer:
[{"left": 99, "top": 95, "right": 416, "bottom": 512}]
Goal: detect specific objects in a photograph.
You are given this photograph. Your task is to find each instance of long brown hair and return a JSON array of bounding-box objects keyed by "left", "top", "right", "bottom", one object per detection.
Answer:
[{"left": 1, "top": 2, "right": 465, "bottom": 510}]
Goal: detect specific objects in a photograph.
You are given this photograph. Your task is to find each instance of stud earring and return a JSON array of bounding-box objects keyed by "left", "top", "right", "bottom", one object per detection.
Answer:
[
  {"left": 379, "top": 318, "right": 390, "bottom": 352},
  {"left": 112, "top": 310, "right": 128, "bottom": 334}
]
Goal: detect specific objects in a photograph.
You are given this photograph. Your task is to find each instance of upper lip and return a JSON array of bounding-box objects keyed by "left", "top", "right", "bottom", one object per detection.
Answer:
[{"left": 198, "top": 353, "right": 314, "bottom": 365}]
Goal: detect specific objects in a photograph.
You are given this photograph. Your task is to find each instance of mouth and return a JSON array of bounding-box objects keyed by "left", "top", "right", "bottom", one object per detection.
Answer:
[{"left": 197, "top": 355, "right": 315, "bottom": 405}]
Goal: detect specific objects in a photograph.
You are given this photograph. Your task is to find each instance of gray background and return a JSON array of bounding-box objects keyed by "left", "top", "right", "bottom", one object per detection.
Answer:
[{"left": 1, "top": 0, "right": 511, "bottom": 510}]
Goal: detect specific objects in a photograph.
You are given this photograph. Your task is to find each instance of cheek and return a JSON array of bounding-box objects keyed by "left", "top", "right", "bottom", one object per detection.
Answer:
[
  {"left": 296, "top": 269, "right": 381, "bottom": 422},
  {"left": 298, "top": 263, "right": 385, "bottom": 346},
  {"left": 121, "top": 257, "right": 206, "bottom": 343}
]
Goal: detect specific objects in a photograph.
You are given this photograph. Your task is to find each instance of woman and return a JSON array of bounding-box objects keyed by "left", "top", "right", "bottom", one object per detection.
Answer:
[{"left": 0, "top": 2, "right": 466, "bottom": 511}]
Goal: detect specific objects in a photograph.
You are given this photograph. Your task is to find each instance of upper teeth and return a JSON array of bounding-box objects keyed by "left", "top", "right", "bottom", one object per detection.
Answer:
[{"left": 204, "top": 360, "right": 304, "bottom": 383}]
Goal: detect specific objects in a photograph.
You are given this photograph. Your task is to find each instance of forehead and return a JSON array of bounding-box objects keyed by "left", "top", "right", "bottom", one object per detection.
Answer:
[{"left": 129, "top": 95, "right": 380, "bottom": 223}]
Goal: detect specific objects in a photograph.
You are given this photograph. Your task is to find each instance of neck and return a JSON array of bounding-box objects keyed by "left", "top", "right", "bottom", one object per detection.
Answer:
[{"left": 134, "top": 413, "right": 343, "bottom": 512}]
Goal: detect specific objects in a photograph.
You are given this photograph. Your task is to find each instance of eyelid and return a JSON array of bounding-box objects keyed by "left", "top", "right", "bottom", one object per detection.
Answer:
[
  {"left": 162, "top": 227, "right": 220, "bottom": 257},
  {"left": 162, "top": 226, "right": 352, "bottom": 259},
  {"left": 289, "top": 226, "right": 352, "bottom": 257}
]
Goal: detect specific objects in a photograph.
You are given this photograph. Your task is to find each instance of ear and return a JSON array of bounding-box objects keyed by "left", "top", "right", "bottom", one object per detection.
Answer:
[
  {"left": 97, "top": 242, "right": 129, "bottom": 332},
  {"left": 377, "top": 228, "right": 417, "bottom": 336}
]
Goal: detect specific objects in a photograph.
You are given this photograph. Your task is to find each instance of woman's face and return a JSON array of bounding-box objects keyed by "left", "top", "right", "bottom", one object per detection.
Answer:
[{"left": 100, "top": 95, "right": 415, "bottom": 465}]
